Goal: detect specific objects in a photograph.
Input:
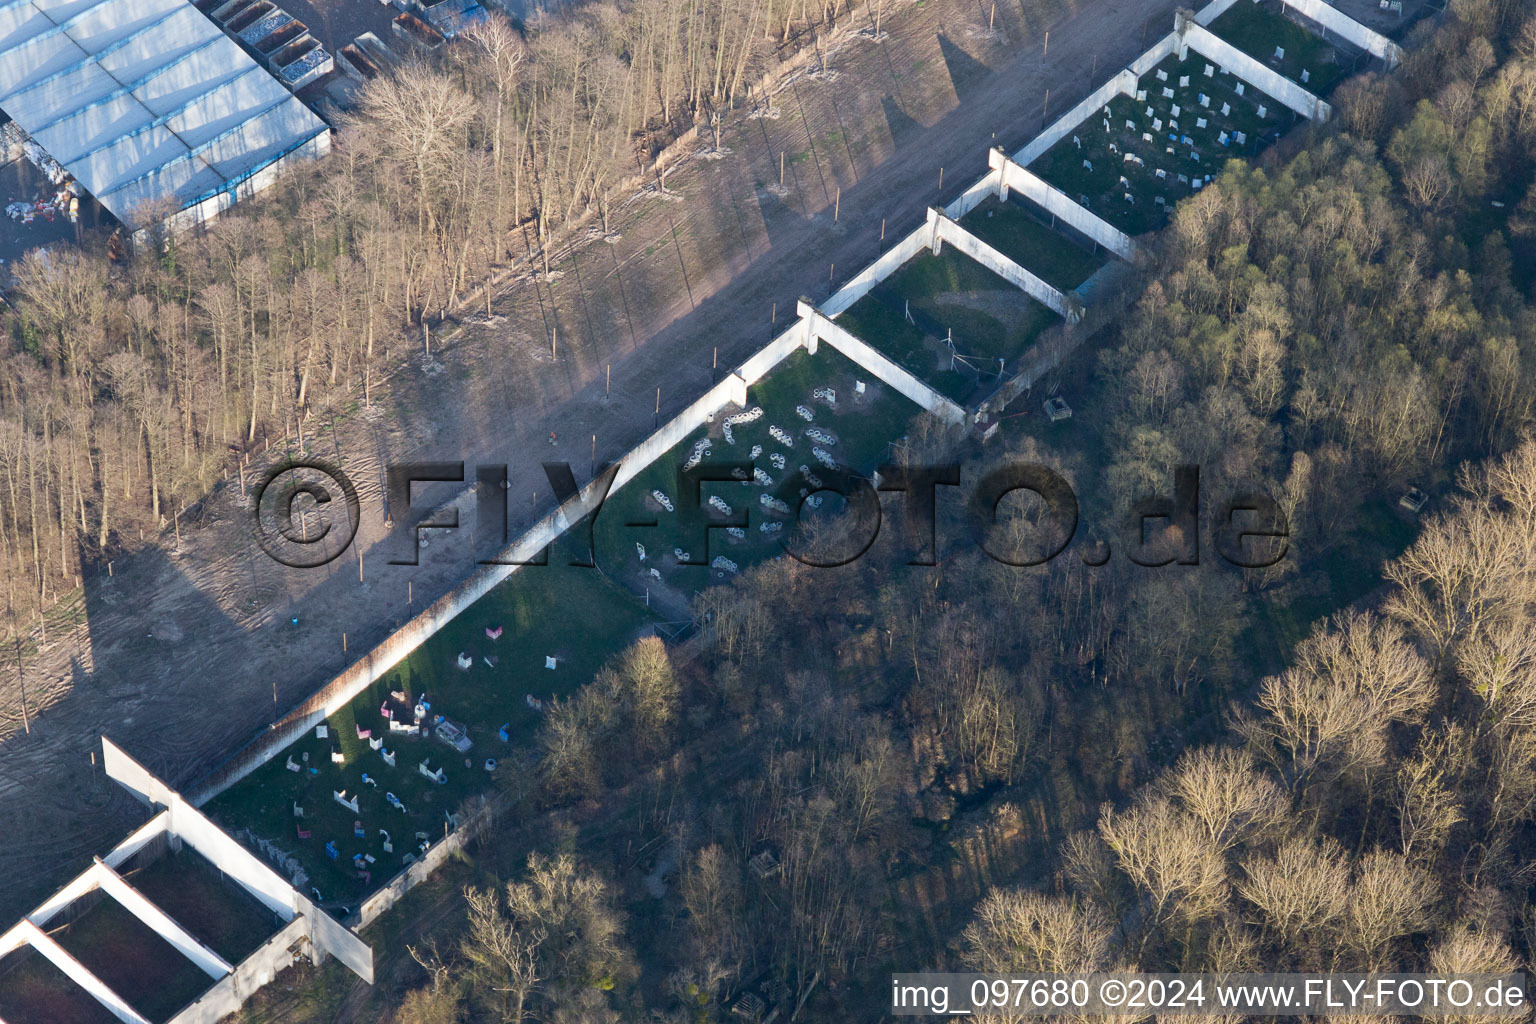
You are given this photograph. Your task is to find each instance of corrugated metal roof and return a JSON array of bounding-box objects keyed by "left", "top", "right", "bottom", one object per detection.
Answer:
[{"left": 0, "top": 0, "right": 328, "bottom": 228}]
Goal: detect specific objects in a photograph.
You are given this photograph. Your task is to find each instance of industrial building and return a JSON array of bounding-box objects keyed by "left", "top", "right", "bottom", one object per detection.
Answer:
[{"left": 0, "top": 0, "right": 331, "bottom": 237}]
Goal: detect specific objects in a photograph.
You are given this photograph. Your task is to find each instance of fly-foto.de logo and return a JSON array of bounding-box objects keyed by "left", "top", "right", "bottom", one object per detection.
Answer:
[{"left": 251, "top": 460, "right": 1288, "bottom": 571}]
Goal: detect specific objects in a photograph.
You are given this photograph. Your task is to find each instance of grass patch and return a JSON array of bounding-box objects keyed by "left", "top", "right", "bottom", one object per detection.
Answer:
[
  {"left": 0, "top": 947, "right": 119, "bottom": 1024},
  {"left": 53, "top": 896, "right": 213, "bottom": 1022},
  {"left": 591, "top": 345, "right": 921, "bottom": 592},
  {"left": 1210, "top": 0, "right": 1347, "bottom": 96},
  {"left": 205, "top": 566, "right": 658, "bottom": 905},
  {"left": 958, "top": 195, "right": 1109, "bottom": 291},
  {"left": 126, "top": 848, "right": 284, "bottom": 965},
  {"left": 1031, "top": 53, "right": 1295, "bottom": 235},
  {"left": 835, "top": 247, "right": 1061, "bottom": 403}
]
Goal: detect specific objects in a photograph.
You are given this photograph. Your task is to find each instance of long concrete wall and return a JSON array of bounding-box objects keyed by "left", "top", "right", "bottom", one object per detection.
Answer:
[
  {"left": 821, "top": 222, "right": 932, "bottom": 316},
  {"left": 927, "top": 207, "right": 1077, "bottom": 321},
  {"left": 185, "top": 336, "right": 797, "bottom": 808},
  {"left": 96, "top": 862, "right": 232, "bottom": 979},
  {"left": 1179, "top": 14, "right": 1332, "bottom": 120},
  {"left": 1127, "top": 32, "right": 1181, "bottom": 76},
  {"left": 1193, "top": 0, "right": 1245, "bottom": 25},
  {"left": 945, "top": 165, "right": 1004, "bottom": 220},
  {"left": 737, "top": 325, "right": 808, "bottom": 384},
  {"left": 801, "top": 301, "right": 966, "bottom": 424},
  {"left": 1013, "top": 69, "right": 1139, "bottom": 167},
  {"left": 10, "top": 919, "right": 151, "bottom": 1024},
  {"left": 356, "top": 818, "right": 469, "bottom": 928},
  {"left": 1277, "top": 0, "right": 1403, "bottom": 65},
  {"left": 104, "top": 739, "right": 375, "bottom": 982},
  {"left": 166, "top": 917, "right": 308, "bottom": 1024},
  {"left": 990, "top": 148, "right": 1138, "bottom": 260}
]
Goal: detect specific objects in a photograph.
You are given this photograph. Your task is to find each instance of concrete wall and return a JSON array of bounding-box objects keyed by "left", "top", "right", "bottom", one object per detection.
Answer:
[
  {"left": 927, "top": 208, "right": 1077, "bottom": 320},
  {"left": 1179, "top": 14, "right": 1333, "bottom": 120},
  {"left": 1012, "top": 68, "right": 1139, "bottom": 167},
  {"left": 102, "top": 812, "right": 174, "bottom": 871},
  {"left": 990, "top": 149, "right": 1138, "bottom": 260},
  {"left": 944, "top": 166, "right": 1004, "bottom": 220},
  {"left": 96, "top": 862, "right": 232, "bottom": 979},
  {"left": 1194, "top": 0, "right": 1246, "bottom": 25},
  {"left": 737, "top": 325, "right": 808, "bottom": 384},
  {"left": 104, "top": 738, "right": 375, "bottom": 982},
  {"left": 187, "top": 336, "right": 796, "bottom": 808},
  {"left": 1127, "top": 32, "right": 1180, "bottom": 76},
  {"left": 15, "top": 919, "right": 150, "bottom": 1024},
  {"left": 821, "top": 223, "right": 932, "bottom": 316},
  {"left": 356, "top": 822, "right": 468, "bottom": 928},
  {"left": 166, "top": 917, "right": 308, "bottom": 1024},
  {"left": 606, "top": 371, "right": 751, "bottom": 497},
  {"left": 803, "top": 302, "right": 966, "bottom": 424},
  {"left": 1277, "top": 0, "right": 1403, "bottom": 65}
]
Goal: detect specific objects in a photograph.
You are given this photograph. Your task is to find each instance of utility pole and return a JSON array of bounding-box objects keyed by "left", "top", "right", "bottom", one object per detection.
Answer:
[{"left": 15, "top": 638, "right": 29, "bottom": 735}]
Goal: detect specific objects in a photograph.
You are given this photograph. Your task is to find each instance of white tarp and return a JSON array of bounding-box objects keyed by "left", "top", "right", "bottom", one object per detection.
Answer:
[{"left": 0, "top": 0, "right": 328, "bottom": 228}]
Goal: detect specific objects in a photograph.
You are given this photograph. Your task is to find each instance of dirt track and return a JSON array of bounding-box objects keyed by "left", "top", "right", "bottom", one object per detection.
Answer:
[{"left": 0, "top": 0, "right": 1185, "bottom": 922}]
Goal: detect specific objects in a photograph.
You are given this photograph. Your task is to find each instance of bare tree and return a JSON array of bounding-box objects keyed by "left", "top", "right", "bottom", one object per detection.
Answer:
[{"left": 462, "top": 885, "right": 543, "bottom": 1024}]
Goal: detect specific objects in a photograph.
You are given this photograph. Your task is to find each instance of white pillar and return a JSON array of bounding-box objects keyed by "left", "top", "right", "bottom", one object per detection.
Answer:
[{"left": 95, "top": 860, "right": 233, "bottom": 980}]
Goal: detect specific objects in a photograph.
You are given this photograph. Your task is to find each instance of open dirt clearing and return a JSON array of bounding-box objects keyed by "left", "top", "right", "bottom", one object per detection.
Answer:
[{"left": 0, "top": 0, "right": 1186, "bottom": 922}]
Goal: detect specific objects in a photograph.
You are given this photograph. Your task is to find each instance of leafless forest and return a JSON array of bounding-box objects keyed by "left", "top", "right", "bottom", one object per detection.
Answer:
[{"left": 0, "top": 0, "right": 862, "bottom": 635}]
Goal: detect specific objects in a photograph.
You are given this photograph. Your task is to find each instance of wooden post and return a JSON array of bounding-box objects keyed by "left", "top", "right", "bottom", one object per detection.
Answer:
[
  {"left": 606, "top": 363, "right": 611, "bottom": 397},
  {"left": 829, "top": 263, "right": 835, "bottom": 281},
  {"left": 1043, "top": 30, "right": 1049, "bottom": 55},
  {"left": 1043, "top": 88, "right": 1050, "bottom": 123},
  {"left": 408, "top": 580, "right": 413, "bottom": 606},
  {"left": 880, "top": 218, "right": 886, "bottom": 240},
  {"left": 989, "top": 1, "right": 995, "bottom": 30},
  {"left": 14, "top": 638, "right": 29, "bottom": 735},
  {"left": 772, "top": 302, "right": 776, "bottom": 323},
  {"left": 938, "top": 167, "right": 944, "bottom": 193},
  {"left": 655, "top": 388, "right": 661, "bottom": 415},
  {"left": 779, "top": 151, "right": 785, "bottom": 185},
  {"left": 108, "top": 561, "right": 113, "bottom": 577},
  {"left": 713, "top": 347, "right": 718, "bottom": 370},
  {"left": 358, "top": 548, "right": 364, "bottom": 583},
  {"left": 343, "top": 633, "right": 348, "bottom": 653},
  {"left": 834, "top": 186, "right": 840, "bottom": 221},
  {"left": 551, "top": 327, "right": 557, "bottom": 359},
  {"left": 424, "top": 322, "right": 430, "bottom": 357}
]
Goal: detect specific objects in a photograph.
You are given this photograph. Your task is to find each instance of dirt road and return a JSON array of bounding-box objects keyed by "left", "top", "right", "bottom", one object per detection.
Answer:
[{"left": 0, "top": 0, "right": 1184, "bottom": 922}]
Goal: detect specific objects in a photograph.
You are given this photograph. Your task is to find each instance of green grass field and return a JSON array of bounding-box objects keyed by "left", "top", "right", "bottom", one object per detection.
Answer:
[
  {"left": 126, "top": 848, "right": 283, "bottom": 965},
  {"left": 0, "top": 947, "right": 118, "bottom": 1024},
  {"left": 958, "top": 195, "right": 1109, "bottom": 291},
  {"left": 834, "top": 248, "right": 1062, "bottom": 403},
  {"left": 53, "top": 896, "right": 214, "bottom": 1022},
  {"left": 591, "top": 345, "right": 922, "bottom": 592},
  {"left": 1211, "top": 0, "right": 1346, "bottom": 96},
  {"left": 205, "top": 565, "right": 658, "bottom": 904},
  {"left": 1031, "top": 52, "right": 1292, "bottom": 234}
]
